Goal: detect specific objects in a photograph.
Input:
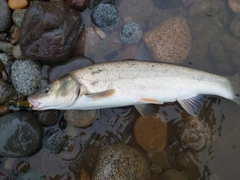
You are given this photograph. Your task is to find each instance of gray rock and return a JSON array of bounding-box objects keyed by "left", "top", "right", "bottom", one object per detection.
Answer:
[
  {"left": 0, "top": 81, "right": 16, "bottom": 105},
  {"left": 12, "top": 9, "right": 27, "bottom": 28},
  {"left": 221, "top": 33, "right": 240, "bottom": 53},
  {"left": 42, "top": 128, "right": 68, "bottom": 154},
  {"left": 19, "top": 170, "right": 46, "bottom": 180},
  {"left": 37, "top": 110, "right": 60, "bottom": 126},
  {"left": 0, "top": 112, "right": 43, "bottom": 157},
  {"left": 230, "top": 13, "right": 240, "bottom": 38},
  {"left": 209, "top": 43, "right": 227, "bottom": 62},
  {"left": 0, "top": 0, "right": 11, "bottom": 31},
  {"left": 0, "top": 53, "right": 12, "bottom": 75},
  {"left": 13, "top": 44, "right": 24, "bottom": 59},
  {"left": 0, "top": 41, "right": 14, "bottom": 54},
  {"left": 92, "top": 143, "right": 151, "bottom": 180},
  {"left": 11, "top": 59, "right": 42, "bottom": 96},
  {"left": 64, "top": 109, "right": 98, "bottom": 127}
]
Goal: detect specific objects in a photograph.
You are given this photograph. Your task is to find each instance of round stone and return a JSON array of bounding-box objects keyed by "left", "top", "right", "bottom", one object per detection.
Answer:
[
  {"left": 0, "top": 81, "right": 16, "bottom": 105},
  {"left": 120, "top": 22, "right": 143, "bottom": 45},
  {"left": 91, "top": 3, "right": 120, "bottom": 31},
  {"left": 0, "top": 0, "right": 11, "bottom": 31},
  {"left": 92, "top": 143, "right": 151, "bottom": 180},
  {"left": 64, "top": 110, "right": 98, "bottom": 127},
  {"left": 134, "top": 114, "right": 167, "bottom": 152}
]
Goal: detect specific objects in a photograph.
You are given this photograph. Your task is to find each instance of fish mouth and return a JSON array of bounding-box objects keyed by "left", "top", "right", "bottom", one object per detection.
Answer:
[{"left": 27, "top": 98, "right": 42, "bottom": 110}]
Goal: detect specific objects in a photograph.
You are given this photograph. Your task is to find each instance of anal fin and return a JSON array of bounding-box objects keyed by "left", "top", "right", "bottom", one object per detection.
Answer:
[
  {"left": 134, "top": 104, "right": 155, "bottom": 117},
  {"left": 177, "top": 95, "right": 204, "bottom": 116}
]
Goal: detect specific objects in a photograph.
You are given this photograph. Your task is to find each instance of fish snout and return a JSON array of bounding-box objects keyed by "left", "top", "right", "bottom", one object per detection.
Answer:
[{"left": 28, "top": 97, "right": 41, "bottom": 109}]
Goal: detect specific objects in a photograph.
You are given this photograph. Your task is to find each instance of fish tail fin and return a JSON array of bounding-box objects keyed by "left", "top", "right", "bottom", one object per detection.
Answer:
[{"left": 228, "top": 74, "right": 240, "bottom": 105}]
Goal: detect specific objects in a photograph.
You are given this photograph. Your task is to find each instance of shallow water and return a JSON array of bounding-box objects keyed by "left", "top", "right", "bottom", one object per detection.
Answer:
[{"left": 2, "top": 0, "right": 240, "bottom": 179}]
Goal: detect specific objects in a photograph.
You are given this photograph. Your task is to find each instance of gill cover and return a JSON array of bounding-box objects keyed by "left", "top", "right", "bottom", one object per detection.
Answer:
[{"left": 28, "top": 75, "right": 80, "bottom": 110}]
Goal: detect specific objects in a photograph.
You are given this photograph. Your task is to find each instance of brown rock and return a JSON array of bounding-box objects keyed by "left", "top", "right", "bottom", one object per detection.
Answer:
[
  {"left": 228, "top": 0, "right": 240, "bottom": 13},
  {"left": 8, "top": 0, "right": 29, "bottom": 10},
  {"left": 143, "top": 16, "right": 191, "bottom": 64},
  {"left": 81, "top": 169, "right": 90, "bottom": 180},
  {"left": 134, "top": 114, "right": 167, "bottom": 153},
  {"left": 65, "top": 0, "right": 87, "bottom": 11}
]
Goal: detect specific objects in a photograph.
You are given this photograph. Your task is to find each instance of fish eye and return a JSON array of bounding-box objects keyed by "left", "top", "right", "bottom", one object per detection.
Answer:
[{"left": 42, "top": 86, "right": 50, "bottom": 94}]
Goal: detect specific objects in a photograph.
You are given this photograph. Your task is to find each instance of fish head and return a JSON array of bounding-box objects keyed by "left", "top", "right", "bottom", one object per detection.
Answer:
[{"left": 28, "top": 75, "right": 80, "bottom": 110}]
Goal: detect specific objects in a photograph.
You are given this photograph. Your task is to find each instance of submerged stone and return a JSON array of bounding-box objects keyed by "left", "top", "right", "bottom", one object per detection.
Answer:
[
  {"left": 19, "top": 1, "right": 82, "bottom": 62},
  {"left": 120, "top": 22, "right": 143, "bottom": 45},
  {"left": 0, "top": 112, "right": 43, "bottom": 157},
  {"left": 91, "top": 3, "right": 120, "bottom": 31}
]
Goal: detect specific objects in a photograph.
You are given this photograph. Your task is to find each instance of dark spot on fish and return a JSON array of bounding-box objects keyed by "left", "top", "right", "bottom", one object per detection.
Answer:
[
  {"left": 91, "top": 69, "right": 103, "bottom": 75},
  {"left": 235, "top": 93, "right": 240, "bottom": 97}
]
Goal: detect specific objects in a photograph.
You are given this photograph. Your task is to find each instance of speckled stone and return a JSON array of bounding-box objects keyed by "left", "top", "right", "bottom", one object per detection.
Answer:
[
  {"left": 11, "top": 59, "right": 42, "bottom": 96},
  {"left": 64, "top": 110, "right": 98, "bottom": 127},
  {"left": 12, "top": 9, "right": 27, "bottom": 28},
  {"left": 0, "top": 81, "right": 16, "bottom": 105},
  {"left": 92, "top": 143, "right": 151, "bottom": 180},
  {"left": 143, "top": 16, "right": 191, "bottom": 64}
]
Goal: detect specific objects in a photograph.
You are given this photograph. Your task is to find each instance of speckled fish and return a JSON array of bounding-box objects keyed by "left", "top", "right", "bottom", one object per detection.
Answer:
[{"left": 28, "top": 60, "right": 240, "bottom": 116}]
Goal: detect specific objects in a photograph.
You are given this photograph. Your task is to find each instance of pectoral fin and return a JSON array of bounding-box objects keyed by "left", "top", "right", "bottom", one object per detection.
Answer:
[
  {"left": 134, "top": 104, "right": 155, "bottom": 117},
  {"left": 86, "top": 89, "right": 116, "bottom": 100},
  {"left": 177, "top": 95, "right": 204, "bottom": 116}
]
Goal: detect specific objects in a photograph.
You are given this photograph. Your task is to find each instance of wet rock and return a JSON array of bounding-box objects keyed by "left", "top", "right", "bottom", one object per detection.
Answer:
[
  {"left": 228, "top": 0, "right": 240, "bottom": 13},
  {"left": 8, "top": 0, "right": 29, "bottom": 10},
  {"left": 134, "top": 114, "right": 167, "bottom": 153},
  {"left": 91, "top": 3, "right": 120, "bottom": 31},
  {"left": 0, "top": 0, "right": 11, "bottom": 32},
  {"left": 143, "top": 16, "right": 191, "bottom": 64},
  {"left": 0, "top": 81, "right": 16, "bottom": 105},
  {"left": 16, "top": 160, "right": 30, "bottom": 173},
  {"left": 209, "top": 43, "right": 227, "bottom": 62},
  {"left": 120, "top": 22, "right": 143, "bottom": 45},
  {"left": 42, "top": 128, "right": 68, "bottom": 154},
  {"left": 221, "top": 33, "right": 240, "bottom": 53},
  {"left": 66, "top": 0, "right": 87, "bottom": 11},
  {"left": 71, "top": 27, "right": 100, "bottom": 59},
  {"left": 160, "top": 169, "right": 189, "bottom": 180},
  {"left": 188, "top": 0, "right": 225, "bottom": 17},
  {"left": 18, "top": 170, "right": 46, "bottom": 180},
  {"left": 12, "top": 9, "right": 27, "bottom": 28},
  {"left": 0, "top": 112, "right": 43, "bottom": 157},
  {"left": 19, "top": 1, "right": 82, "bottom": 62},
  {"left": 0, "top": 105, "right": 11, "bottom": 116},
  {"left": 150, "top": 163, "right": 162, "bottom": 174},
  {"left": 92, "top": 143, "right": 151, "bottom": 180},
  {"left": 176, "top": 151, "right": 199, "bottom": 168},
  {"left": 11, "top": 59, "right": 42, "bottom": 96},
  {"left": 64, "top": 109, "right": 98, "bottom": 127},
  {"left": 11, "top": 26, "right": 20, "bottom": 45},
  {"left": 174, "top": 114, "right": 214, "bottom": 151},
  {"left": 230, "top": 13, "right": 240, "bottom": 37},
  {"left": 0, "top": 53, "right": 12, "bottom": 75},
  {"left": 81, "top": 169, "right": 90, "bottom": 180},
  {"left": 0, "top": 41, "right": 14, "bottom": 54},
  {"left": 147, "top": 151, "right": 171, "bottom": 169},
  {"left": 47, "top": 56, "right": 94, "bottom": 82},
  {"left": 13, "top": 44, "right": 23, "bottom": 59},
  {"left": 37, "top": 110, "right": 60, "bottom": 126},
  {"left": 152, "top": 0, "right": 181, "bottom": 9}
]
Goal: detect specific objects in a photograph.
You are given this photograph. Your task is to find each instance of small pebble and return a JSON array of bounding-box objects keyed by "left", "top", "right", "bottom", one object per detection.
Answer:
[
  {"left": 43, "top": 128, "right": 68, "bottom": 154},
  {"left": 0, "top": 81, "right": 16, "bottom": 105},
  {"left": 120, "top": 22, "right": 143, "bottom": 45},
  {"left": 12, "top": 9, "right": 27, "bottom": 28},
  {"left": 11, "top": 26, "right": 20, "bottom": 45},
  {"left": 16, "top": 160, "right": 30, "bottom": 173},
  {"left": 228, "top": 0, "right": 240, "bottom": 13},
  {"left": 8, "top": 0, "right": 29, "bottom": 10},
  {"left": 13, "top": 44, "right": 24, "bottom": 59},
  {"left": 0, "top": 41, "right": 14, "bottom": 54},
  {"left": 37, "top": 110, "right": 60, "bottom": 126},
  {"left": 91, "top": 3, "right": 120, "bottom": 31}
]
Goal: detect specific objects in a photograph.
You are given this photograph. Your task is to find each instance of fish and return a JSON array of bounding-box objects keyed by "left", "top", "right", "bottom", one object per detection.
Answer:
[{"left": 28, "top": 60, "right": 240, "bottom": 116}]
